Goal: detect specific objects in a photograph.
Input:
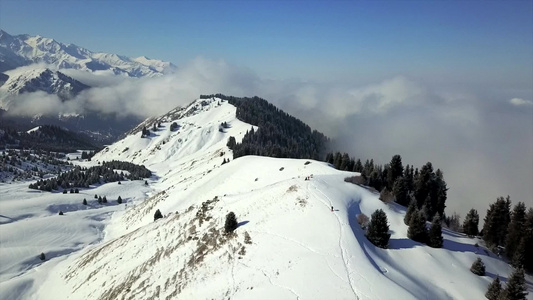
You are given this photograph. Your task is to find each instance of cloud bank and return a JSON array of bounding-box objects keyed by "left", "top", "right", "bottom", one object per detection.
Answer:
[{"left": 3, "top": 57, "right": 532, "bottom": 221}]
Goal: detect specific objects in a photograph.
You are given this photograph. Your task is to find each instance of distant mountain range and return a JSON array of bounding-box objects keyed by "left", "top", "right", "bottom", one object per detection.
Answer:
[
  {"left": 0, "top": 29, "right": 176, "bottom": 77},
  {"left": 0, "top": 29, "right": 177, "bottom": 145}
]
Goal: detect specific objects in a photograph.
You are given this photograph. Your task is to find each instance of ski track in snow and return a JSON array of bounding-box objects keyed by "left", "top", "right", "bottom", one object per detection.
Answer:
[{"left": 308, "top": 179, "right": 361, "bottom": 300}]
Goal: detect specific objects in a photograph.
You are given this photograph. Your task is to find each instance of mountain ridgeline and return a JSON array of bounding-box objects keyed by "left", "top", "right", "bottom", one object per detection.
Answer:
[{"left": 200, "top": 94, "right": 329, "bottom": 160}]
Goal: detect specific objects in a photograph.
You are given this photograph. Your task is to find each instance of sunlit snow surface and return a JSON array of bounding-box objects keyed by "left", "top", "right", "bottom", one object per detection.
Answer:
[{"left": 1, "top": 98, "right": 531, "bottom": 300}]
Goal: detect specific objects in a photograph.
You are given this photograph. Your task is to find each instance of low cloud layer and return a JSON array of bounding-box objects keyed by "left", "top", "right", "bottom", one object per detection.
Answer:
[{"left": 3, "top": 58, "right": 532, "bottom": 220}]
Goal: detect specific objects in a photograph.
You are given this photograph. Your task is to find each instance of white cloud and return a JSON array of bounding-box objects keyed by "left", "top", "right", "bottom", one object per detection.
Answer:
[{"left": 509, "top": 97, "right": 533, "bottom": 106}]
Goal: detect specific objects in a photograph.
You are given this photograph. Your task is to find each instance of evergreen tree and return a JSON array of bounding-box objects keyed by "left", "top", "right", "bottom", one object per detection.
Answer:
[
  {"left": 154, "top": 209, "right": 163, "bottom": 221},
  {"left": 98, "top": 196, "right": 102, "bottom": 204},
  {"left": 227, "top": 136, "right": 237, "bottom": 149},
  {"left": 428, "top": 214, "right": 443, "bottom": 248},
  {"left": 366, "top": 209, "right": 391, "bottom": 248},
  {"left": 414, "top": 162, "right": 433, "bottom": 208},
  {"left": 225, "top": 212, "right": 238, "bottom": 233},
  {"left": 102, "top": 196, "right": 107, "bottom": 203},
  {"left": 387, "top": 154, "right": 403, "bottom": 190},
  {"left": 485, "top": 277, "right": 502, "bottom": 300},
  {"left": 353, "top": 159, "right": 363, "bottom": 173},
  {"left": 83, "top": 198, "right": 87, "bottom": 205},
  {"left": 393, "top": 177, "right": 410, "bottom": 206},
  {"left": 117, "top": 196, "right": 122, "bottom": 204},
  {"left": 506, "top": 202, "right": 526, "bottom": 260},
  {"left": 463, "top": 208, "right": 480, "bottom": 237},
  {"left": 500, "top": 267, "right": 527, "bottom": 300},
  {"left": 408, "top": 210, "right": 428, "bottom": 243},
  {"left": 521, "top": 208, "right": 533, "bottom": 272},
  {"left": 40, "top": 252, "right": 45, "bottom": 261},
  {"left": 483, "top": 196, "right": 511, "bottom": 248},
  {"left": 404, "top": 200, "right": 417, "bottom": 225},
  {"left": 339, "top": 153, "right": 350, "bottom": 171},
  {"left": 470, "top": 257, "right": 486, "bottom": 276}
]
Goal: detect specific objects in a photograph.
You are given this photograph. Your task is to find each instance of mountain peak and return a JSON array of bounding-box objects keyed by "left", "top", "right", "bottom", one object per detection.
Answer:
[{"left": 0, "top": 29, "right": 175, "bottom": 77}]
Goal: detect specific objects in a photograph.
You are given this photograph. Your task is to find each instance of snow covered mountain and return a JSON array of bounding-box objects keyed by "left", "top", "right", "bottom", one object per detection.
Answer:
[
  {"left": 0, "top": 29, "right": 176, "bottom": 77},
  {"left": 0, "top": 97, "right": 531, "bottom": 300},
  {"left": 0, "top": 67, "right": 89, "bottom": 108}
]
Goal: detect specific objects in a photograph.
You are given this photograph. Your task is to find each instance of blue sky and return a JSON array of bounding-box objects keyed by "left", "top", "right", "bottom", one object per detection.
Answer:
[{"left": 1, "top": 0, "right": 532, "bottom": 86}]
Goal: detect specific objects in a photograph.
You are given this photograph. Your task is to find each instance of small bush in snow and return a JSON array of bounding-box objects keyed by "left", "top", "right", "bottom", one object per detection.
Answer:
[
  {"left": 59, "top": 211, "right": 64, "bottom": 215},
  {"left": 154, "top": 209, "right": 163, "bottom": 221},
  {"left": 225, "top": 212, "right": 238, "bottom": 233},
  {"left": 357, "top": 213, "right": 370, "bottom": 229},
  {"left": 470, "top": 257, "right": 485, "bottom": 276}
]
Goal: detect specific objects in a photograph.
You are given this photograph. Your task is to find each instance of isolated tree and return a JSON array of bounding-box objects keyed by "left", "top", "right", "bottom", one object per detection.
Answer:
[
  {"left": 154, "top": 209, "right": 163, "bottom": 221},
  {"left": 59, "top": 211, "right": 64, "bottom": 216},
  {"left": 70, "top": 188, "right": 74, "bottom": 194},
  {"left": 470, "top": 257, "right": 485, "bottom": 276},
  {"left": 94, "top": 194, "right": 98, "bottom": 199},
  {"left": 225, "top": 212, "right": 238, "bottom": 233},
  {"left": 39, "top": 252, "right": 45, "bottom": 261},
  {"left": 393, "top": 177, "right": 410, "bottom": 206},
  {"left": 74, "top": 188, "right": 79, "bottom": 193},
  {"left": 505, "top": 202, "right": 526, "bottom": 260},
  {"left": 463, "top": 208, "right": 480, "bottom": 237},
  {"left": 500, "top": 267, "right": 527, "bottom": 300},
  {"left": 485, "top": 277, "right": 502, "bottom": 300},
  {"left": 428, "top": 214, "right": 443, "bottom": 248},
  {"left": 117, "top": 196, "right": 122, "bottom": 204},
  {"left": 83, "top": 198, "right": 87, "bottom": 205},
  {"left": 408, "top": 210, "right": 428, "bottom": 243},
  {"left": 404, "top": 200, "right": 417, "bottom": 225},
  {"left": 366, "top": 209, "right": 391, "bottom": 248}
]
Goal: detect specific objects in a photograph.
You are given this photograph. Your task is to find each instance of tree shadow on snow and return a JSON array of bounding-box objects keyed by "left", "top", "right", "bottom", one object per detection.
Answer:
[
  {"left": 238, "top": 221, "right": 249, "bottom": 227},
  {"left": 388, "top": 237, "right": 497, "bottom": 259}
]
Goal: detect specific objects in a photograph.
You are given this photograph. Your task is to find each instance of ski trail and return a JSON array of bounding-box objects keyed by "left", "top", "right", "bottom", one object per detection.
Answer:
[{"left": 307, "top": 179, "right": 360, "bottom": 300}]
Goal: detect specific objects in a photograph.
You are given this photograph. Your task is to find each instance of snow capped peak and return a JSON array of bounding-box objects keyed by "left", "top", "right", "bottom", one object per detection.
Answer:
[{"left": 0, "top": 29, "right": 176, "bottom": 77}]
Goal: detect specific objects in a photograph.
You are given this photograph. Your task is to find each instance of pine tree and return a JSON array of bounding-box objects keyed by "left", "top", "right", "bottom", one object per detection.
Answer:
[
  {"left": 353, "top": 159, "right": 363, "bottom": 173},
  {"left": 505, "top": 202, "right": 526, "bottom": 260},
  {"left": 404, "top": 200, "right": 417, "bottom": 225},
  {"left": 408, "top": 210, "right": 428, "bottom": 243},
  {"left": 117, "top": 196, "right": 122, "bottom": 204},
  {"left": 485, "top": 277, "right": 502, "bottom": 300},
  {"left": 366, "top": 209, "right": 391, "bottom": 248},
  {"left": 483, "top": 196, "right": 511, "bottom": 248},
  {"left": 393, "top": 177, "right": 410, "bottom": 206},
  {"left": 463, "top": 208, "right": 480, "bottom": 237},
  {"left": 83, "top": 198, "right": 87, "bottom": 205},
  {"left": 102, "top": 196, "right": 107, "bottom": 203},
  {"left": 470, "top": 257, "right": 485, "bottom": 276},
  {"left": 225, "top": 212, "right": 238, "bottom": 233},
  {"left": 500, "top": 267, "right": 527, "bottom": 300},
  {"left": 521, "top": 208, "right": 533, "bottom": 272},
  {"left": 428, "top": 214, "right": 443, "bottom": 248},
  {"left": 154, "top": 209, "right": 163, "bottom": 221},
  {"left": 387, "top": 155, "right": 403, "bottom": 190},
  {"left": 40, "top": 252, "right": 45, "bottom": 261}
]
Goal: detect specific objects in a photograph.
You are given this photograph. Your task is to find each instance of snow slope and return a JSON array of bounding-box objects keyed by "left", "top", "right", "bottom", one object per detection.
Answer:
[{"left": 1, "top": 97, "right": 531, "bottom": 300}]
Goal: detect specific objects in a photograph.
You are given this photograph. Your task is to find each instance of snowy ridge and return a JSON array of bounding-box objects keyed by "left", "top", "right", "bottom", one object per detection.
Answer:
[
  {"left": 0, "top": 67, "right": 88, "bottom": 108},
  {"left": 0, "top": 29, "right": 176, "bottom": 77},
  {"left": 0, "top": 97, "right": 531, "bottom": 299}
]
